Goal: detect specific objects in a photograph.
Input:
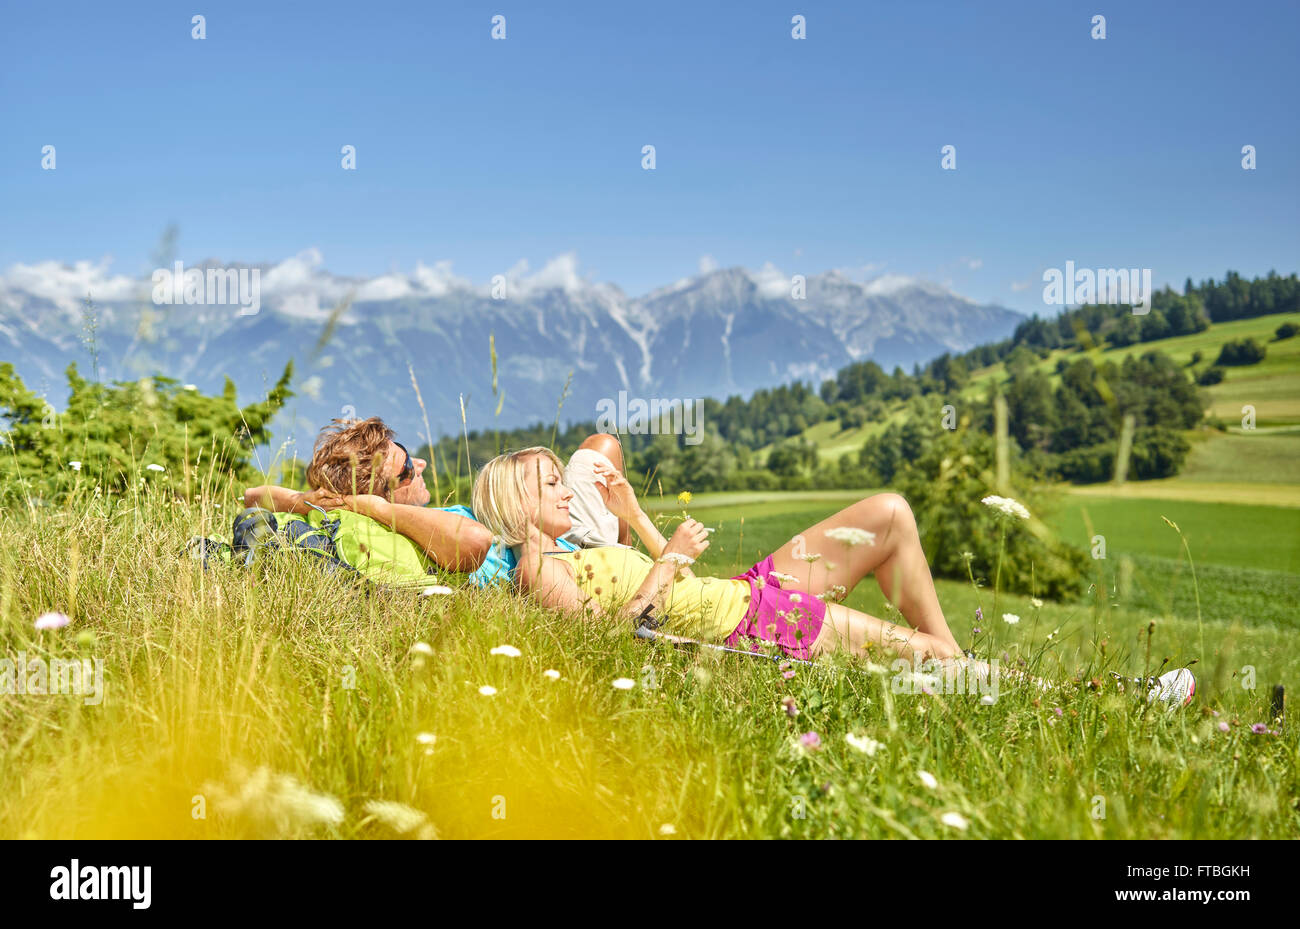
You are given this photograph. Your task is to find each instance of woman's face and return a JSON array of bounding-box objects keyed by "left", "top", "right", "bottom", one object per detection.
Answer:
[{"left": 519, "top": 453, "right": 573, "bottom": 541}]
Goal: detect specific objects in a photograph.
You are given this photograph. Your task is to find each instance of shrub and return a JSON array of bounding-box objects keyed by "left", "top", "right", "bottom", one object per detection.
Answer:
[
  {"left": 1275, "top": 322, "right": 1298, "bottom": 340},
  {"left": 1196, "top": 365, "right": 1226, "bottom": 386},
  {"left": 1215, "top": 338, "right": 1267, "bottom": 366},
  {"left": 890, "top": 428, "right": 1088, "bottom": 601}
]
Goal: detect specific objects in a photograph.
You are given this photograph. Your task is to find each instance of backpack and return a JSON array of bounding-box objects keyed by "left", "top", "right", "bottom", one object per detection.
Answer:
[{"left": 197, "top": 505, "right": 439, "bottom": 591}]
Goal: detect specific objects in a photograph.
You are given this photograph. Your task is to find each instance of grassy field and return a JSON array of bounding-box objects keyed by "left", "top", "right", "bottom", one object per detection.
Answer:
[
  {"left": 2, "top": 479, "right": 1295, "bottom": 840},
  {"left": 781, "top": 312, "right": 1300, "bottom": 466}
]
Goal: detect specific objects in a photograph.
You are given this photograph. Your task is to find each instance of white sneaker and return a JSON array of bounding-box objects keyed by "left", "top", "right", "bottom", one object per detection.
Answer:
[{"left": 1147, "top": 668, "right": 1196, "bottom": 709}]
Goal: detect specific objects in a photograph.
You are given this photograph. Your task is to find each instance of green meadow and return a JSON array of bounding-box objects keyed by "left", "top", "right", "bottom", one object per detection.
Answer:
[{"left": 1, "top": 473, "right": 1295, "bottom": 839}]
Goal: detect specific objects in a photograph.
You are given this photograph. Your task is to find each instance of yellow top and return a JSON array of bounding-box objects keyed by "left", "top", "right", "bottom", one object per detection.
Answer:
[{"left": 545, "top": 546, "right": 751, "bottom": 641}]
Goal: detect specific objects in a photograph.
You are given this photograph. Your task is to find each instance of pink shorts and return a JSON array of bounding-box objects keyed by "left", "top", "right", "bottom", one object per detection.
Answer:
[{"left": 725, "top": 555, "right": 827, "bottom": 661}]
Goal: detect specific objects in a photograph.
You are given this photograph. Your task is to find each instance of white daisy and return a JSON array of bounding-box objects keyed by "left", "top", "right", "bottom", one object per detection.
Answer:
[
  {"left": 658, "top": 823, "right": 677, "bottom": 835},
  {"left": 409, "top": 642, "right": 434, "bottom": 656},
  {"left": 1002, "top": 613, "right": 1020, "bottom": 625},
  {"left": 612, "top": 678, "right": 635, "bottom": 690},
  {"left": 478, "top": 685, "right": 497, "bottom": 696},
  {"left": 415, "top": 732, "right": 436, "bottom": 745},
  {"left": 420, "top": 586, "right": 453, "bottom": 596},
  {"left": 68, "top": 461, "right": 82, "bottom": 471},
  {"left": 940, "top": 811, "right": 970, "bottom": 831},
  {"left": 543, "top": 669, "right": 561, "bottom": 681},
  {"left": 489, "top": 645, "right": 522, "bottom": 658},
  {"left": 918, "top": 770, "right": 939, "bottom": 790},
  {"left": 845, "top": 733, "right": 882, "bottom": 756},
  {"left": 145, "top": 463, "right": 166, "bottom": 473},
  {"left": 658, "top": 553, "right": 695, "bottom": 567},
  {"left": 1031, "top": 597, "right": 1044, "bottom": 608}
]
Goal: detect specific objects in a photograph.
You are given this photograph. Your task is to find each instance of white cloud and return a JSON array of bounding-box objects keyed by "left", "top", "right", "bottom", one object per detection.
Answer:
[
  {"left": 862, "top": 273, "right": 919, "bottom": 296},
  {"left": 698, "top": 254, "right": 718, "bottom": 274},
  {"left": 965, "top": 258, "right": 983, "bottom": 270},
  {"left": 750, "top": 262, "right": 791, "bottom": 299},
  {"left": 1010, "top": 280, "right": 1031, "bottom": 292},
  {"left": 0, "top": 258, "right": 137, "bottom": 312}
]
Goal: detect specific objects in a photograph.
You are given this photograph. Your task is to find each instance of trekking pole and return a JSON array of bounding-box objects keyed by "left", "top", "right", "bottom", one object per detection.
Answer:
[{"left": 633, "top": 623, "right": 815, "bottom": 666}]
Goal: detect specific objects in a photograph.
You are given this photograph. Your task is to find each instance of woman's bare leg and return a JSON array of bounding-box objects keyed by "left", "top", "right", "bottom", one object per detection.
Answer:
[
  {"left": 810, "top": 603, "right": 1057, "bottom": 694},
  {"left": 810, "top": 602, "right": 961, "bottom": 662},
  {"left": 768, "top": 492, "right": 960, "bottom": 654}
]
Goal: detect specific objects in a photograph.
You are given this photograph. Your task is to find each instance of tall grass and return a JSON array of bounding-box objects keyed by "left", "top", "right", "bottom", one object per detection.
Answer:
[{"left": 1, "top": 482, "right": 1295, "bottom": 839}]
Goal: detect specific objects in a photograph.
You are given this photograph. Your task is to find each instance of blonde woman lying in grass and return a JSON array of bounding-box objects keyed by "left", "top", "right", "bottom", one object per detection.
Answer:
[{"left": 469, "top": 446, "right": 1197, "bottom": 707}]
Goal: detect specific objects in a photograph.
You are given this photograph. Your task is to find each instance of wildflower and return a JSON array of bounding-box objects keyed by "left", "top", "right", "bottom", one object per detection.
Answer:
[
  {"left": 68, "top": 461, "right": 82, "bottom": 471},
  {"left": 543, "top": 669, "right": 561, "bottom": 681},
  {"left": 781, "top": 696, "right": 799, "bottom": 718},
  {"left": 981, "top": 495, "right": 1030, "bottom": 520},
  {"left": 409, "top": 642, "right": 434, "bottom": 656},
  {"left": 1031, "top": 598, "right": 1043, "bottom": 608},
  {"left": 362, "top": 800, "right": 432, "bottom": 836},
  {"left": 940, "top": 811, "right": 970, "bottom": 831},
  {"left": 1053, "top": 707, "right": 1063, "bottom": 718},
  {"left": 771, "top": 571, "right": 799, "bottom": 586},
  {"left": 980, "top": 695, "right": 996, "bottom": 705},
  {"left": 146, "top": 463, "right": 166, "bottom": 473},
  {"left": 677, "top": 491, "right": 692, "bottom": 507},
  {"left": 961, "top": 551, "right": 974, "bottom": 563},
  {"left": 415, "top": 733, "right": 436, "bottom": 745},
  {"left": 799, "top": 731, "right": 822, "bottom": 751},
  {"left": 478, "top": 685, "right": 498, "bottom": 696},
  {"left": 825, "top": 526, "right": 876, "bottom": 547},
  {"left": 489, "top": 645, "right": 522, "bottom": 658},
  {"left": 420, "top": 585, "right": 453, "bottom": 596},
  {"left": 798, "top": 552, "right": 823, "bottom": 564},
  {"left": 183, "top": 384, "right": 197, "bottom": 391},
  {"left": 34, "top": 612, "right": 71, "bottom": 630},
  {"left": 789, "top": 593, "right": 802, "bottom": 604},
  {"left": 658, "top": 552, "right": 695, "bottom": 568},
  {"left": 917, "top": 770, "right": 938, "bottom": 790},
  {"left": 1218, "top": 721, "right": 1229, "bottom": 732},
  {"left": 1002, "top": 613, "right": 1020, "bottom": 625},
  {"left": 845, "top": 733, "right": 881, "bottom": 756},
  {"left": 612, "top": 678, "right": 635, "bottom": 690},
  {"left": 974, "top": 607, "right": 984, "bottom": 623},
  {"left": 659, "top": 823, "right": 677, "bottom": 836},
  {"left": 1250, "top": 723, "right": 1268, "bottom": 734},
  {"left": 971, "top": 627, "right": 981, "bottom": 636}
]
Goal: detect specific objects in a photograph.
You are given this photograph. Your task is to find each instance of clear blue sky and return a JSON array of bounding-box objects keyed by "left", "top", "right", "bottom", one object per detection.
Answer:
[{"left": 2, "top": 0, "right": 1297, "bottom": 311}]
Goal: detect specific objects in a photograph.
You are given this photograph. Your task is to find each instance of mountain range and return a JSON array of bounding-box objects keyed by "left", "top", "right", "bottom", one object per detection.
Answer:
[{"left": 0, "top": 252, "right": 1025, "bottom": 454}]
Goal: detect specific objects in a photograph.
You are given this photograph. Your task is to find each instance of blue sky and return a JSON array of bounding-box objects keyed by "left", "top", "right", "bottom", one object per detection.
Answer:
[{"left": 2, "top": 0, "right": 1297, "bottom": 312}]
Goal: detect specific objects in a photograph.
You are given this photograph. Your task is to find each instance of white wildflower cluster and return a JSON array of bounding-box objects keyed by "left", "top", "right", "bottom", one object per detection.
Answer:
[
  {"left": 825, "top": 527, "right": 877, "bottom": 547},
  {"left": 981, "top": 495, "right": 1030, "bottom": 520},
  {"left": 657, "top": 552, "right": 695, "bottom": 568}
]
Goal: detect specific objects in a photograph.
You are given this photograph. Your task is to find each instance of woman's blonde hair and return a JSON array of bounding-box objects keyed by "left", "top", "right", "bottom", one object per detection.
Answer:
[{"left": 471, "top": 446, "right": 566, "bottom": 548}]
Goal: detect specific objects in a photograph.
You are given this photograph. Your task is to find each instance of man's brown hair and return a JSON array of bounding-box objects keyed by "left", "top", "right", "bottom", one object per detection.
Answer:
[{"left": 306, "top": 417, "right": 396, "bottom": 497}]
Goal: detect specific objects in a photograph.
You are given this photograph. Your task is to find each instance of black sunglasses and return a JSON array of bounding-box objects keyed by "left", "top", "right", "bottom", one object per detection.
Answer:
[{"left": 393, "top": 442, "right": 416, "bottom": 486}]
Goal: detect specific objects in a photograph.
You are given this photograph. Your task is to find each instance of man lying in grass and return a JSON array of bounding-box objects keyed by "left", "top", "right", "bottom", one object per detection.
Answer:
[
  {"left": 243, "top": 417, "right": 633, "bottom": 585},
  {"left": 470, "top": 446, "right": 1197, "bottom": 706}
]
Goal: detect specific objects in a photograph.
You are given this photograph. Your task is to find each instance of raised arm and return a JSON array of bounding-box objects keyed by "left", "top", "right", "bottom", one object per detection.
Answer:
[
  {"left": 243, "top": 484, "right": 312, "bottom": 513},
  {"left": 340, "top": 496, "right": 492, "bottom": 573},
  {"left": 591, "top": 461, "right": 696, "bottom": 579},
  {"left": 518, "top": 519, "right": 711, "bottom": 624}
]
